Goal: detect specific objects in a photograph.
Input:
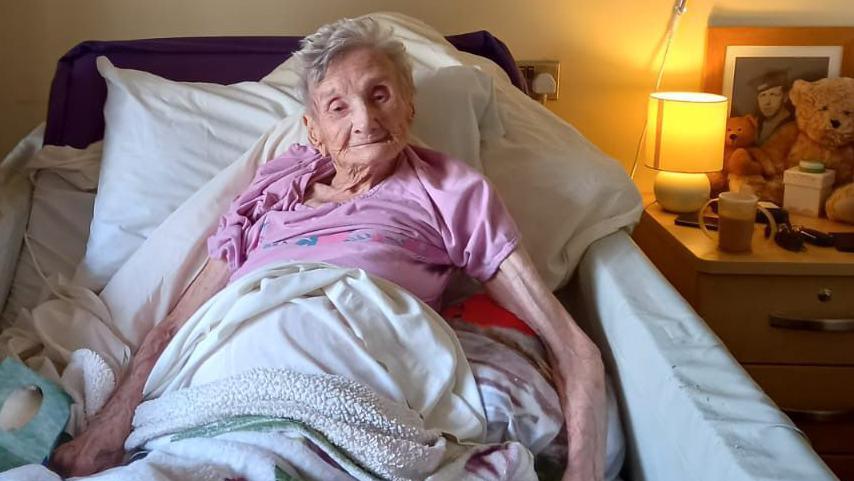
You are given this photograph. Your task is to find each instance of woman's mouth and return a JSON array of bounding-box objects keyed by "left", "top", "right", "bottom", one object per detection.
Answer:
[{"left": 351, "top": 134, "right": 391, "bottom": 147}]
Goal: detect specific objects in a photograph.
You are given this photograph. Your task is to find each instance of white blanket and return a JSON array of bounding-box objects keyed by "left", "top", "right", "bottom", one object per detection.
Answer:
[
  {"left": 2, "top": 261, "right": 546, "bottom": 481},
  {"left": 143, "top": 260, "right": 486, "bottom": 442}
]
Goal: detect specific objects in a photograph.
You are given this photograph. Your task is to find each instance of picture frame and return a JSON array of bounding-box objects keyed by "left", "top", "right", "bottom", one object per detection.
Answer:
[
  {"left": 702, "top": 27, "right": 854, "bottom": 95},
  {"left": 722, "top": 45, "right": 842, "bottom": 118}
]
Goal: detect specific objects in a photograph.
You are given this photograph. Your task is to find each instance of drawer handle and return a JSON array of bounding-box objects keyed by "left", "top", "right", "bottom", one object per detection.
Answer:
[
  {"left": 769, "top": 314, "right": 854, "bottom": 332},
  {"left": 784, "top": 408, "right": 854, "bottom": 423}
]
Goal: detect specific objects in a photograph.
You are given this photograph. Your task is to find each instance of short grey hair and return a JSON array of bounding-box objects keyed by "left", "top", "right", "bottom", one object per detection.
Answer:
[{"left": 295, "top": 17, "right": 415, "bottom": 107}]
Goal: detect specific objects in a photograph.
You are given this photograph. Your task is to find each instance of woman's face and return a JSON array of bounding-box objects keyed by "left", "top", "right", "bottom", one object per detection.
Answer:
[{"left": 304, "top": 47, "right": 413, "bottom": 168}]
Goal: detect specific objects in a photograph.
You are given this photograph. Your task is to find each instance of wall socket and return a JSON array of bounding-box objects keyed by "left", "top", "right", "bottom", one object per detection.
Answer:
[{"left": 516, "top": 60, "right": 560, "bottom": 101}]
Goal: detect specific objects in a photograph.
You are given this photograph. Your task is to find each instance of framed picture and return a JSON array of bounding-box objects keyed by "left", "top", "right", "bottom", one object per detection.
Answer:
[
  {"left": 724, "top": 45, "right": 842, "bottom": 118},
  {"left": 703, "top": 27, "right": 854, "bottom": 94},
  {"left": 703, "top": 27, "right": 854, "bottom": 145}
]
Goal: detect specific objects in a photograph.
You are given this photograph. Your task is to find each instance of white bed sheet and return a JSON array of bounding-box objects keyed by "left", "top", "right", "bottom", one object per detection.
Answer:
[
  {"left": 564, "top": 230, "right": 836, "bottom": 481},
  {"left": 1, "top": 142, "right": 100, "bottom": 327},
  {"left": 0, "top": 125, "right": 43, "bottom": 323}
]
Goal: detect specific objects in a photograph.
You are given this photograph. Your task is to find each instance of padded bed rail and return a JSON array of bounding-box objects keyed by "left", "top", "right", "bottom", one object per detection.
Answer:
[{"left": 562, "top": 230, "right": 836, "bottom": 481}]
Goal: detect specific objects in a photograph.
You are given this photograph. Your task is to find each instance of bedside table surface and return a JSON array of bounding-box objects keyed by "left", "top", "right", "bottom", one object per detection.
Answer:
[{"left": 640, "top": 196, "right": 854, "bottom": 276}]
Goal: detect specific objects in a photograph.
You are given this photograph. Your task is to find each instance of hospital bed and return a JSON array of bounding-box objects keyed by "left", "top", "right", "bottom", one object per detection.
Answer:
[{"left": 0, "top": 16, "right": 838, "bottom": 481}]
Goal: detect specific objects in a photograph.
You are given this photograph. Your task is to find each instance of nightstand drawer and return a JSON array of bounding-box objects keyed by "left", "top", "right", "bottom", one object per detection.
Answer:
[
  {"left": 697, "top": 274, "right": 854, "bottom": 365},
  {"left": 746, "top": 364, "right": 854, "bottom": 454}
]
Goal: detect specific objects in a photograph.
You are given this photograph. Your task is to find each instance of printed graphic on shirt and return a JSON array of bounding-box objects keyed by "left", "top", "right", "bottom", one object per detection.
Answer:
[{"left": 261, "top": 228, "right": 439, "bottom": 259}]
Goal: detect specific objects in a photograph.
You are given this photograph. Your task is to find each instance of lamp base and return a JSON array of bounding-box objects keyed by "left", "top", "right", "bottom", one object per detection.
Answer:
[{"left": 654, "top": 171, "right": 711, "bottom": 213}]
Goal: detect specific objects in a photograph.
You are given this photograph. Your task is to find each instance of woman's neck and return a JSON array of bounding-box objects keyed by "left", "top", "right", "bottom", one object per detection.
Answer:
[
  {"left": 304, "top": 151, "right": 404, "bottom": 206},
  {"left": 329, "top": 152, "right": 402, "bottom": 195}
]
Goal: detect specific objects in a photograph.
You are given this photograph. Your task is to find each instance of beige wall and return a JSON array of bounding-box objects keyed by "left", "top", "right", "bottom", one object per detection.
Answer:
[{"left": 2, "top": 0, "right": 854, "bottom": 193}]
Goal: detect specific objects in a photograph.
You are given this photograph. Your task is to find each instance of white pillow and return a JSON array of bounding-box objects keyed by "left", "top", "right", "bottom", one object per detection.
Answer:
[
  {"left": 411, "top": 66, "right": 504, "bottom": 171},
  {"left": 480, "top": 86, "right": 643, "bottom": 288},
  {"left": 73, "top": 57, "right": 294, "bottom": 291}
]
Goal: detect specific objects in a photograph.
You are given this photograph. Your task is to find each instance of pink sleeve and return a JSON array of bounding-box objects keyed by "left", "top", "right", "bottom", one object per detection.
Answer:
[
  {"left": 413, "top": 146, "right": 520, "bottom": 282},
  {"left": 207, "top": 144, "right": 322, "bottom": 272}
]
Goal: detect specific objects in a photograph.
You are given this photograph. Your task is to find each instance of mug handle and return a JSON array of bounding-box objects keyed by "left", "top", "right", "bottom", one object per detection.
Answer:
[
  {"left": 757, "top": 205, "right": 777, "bottom": 242},
  {"left": 698, "top": 198, "right": 718, "bottom": 240}
]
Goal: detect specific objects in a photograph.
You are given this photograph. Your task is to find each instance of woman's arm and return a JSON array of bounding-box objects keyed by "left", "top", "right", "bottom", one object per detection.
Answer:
[
  {"left": 484, "top": 248, "right": 606, "bottom": 481},
  {"left": 51, "top": 258, "right": 230, "bottom": 477}
]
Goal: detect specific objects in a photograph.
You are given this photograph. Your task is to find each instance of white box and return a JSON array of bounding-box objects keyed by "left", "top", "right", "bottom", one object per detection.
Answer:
[{"left": 783, "top": 167, "right": 835, "bottom": 217}]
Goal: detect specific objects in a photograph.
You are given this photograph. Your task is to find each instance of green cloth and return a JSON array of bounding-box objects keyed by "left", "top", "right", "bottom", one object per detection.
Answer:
[{"left": 0, "top": 358, "right": 71, "bottom": 471}]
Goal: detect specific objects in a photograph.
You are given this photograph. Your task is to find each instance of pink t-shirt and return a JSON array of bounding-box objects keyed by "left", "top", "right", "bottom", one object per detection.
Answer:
[{"left": 207, "top": 143, "right": 519, "bottom": 309}]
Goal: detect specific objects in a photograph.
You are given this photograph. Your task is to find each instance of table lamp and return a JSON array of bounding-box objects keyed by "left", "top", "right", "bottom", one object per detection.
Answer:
[{"left": 645, "top": 92, "right": 728, "bottom": 213}]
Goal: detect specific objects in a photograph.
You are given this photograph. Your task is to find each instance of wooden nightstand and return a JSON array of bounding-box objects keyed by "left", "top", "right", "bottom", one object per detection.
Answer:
[{"left": 632, "top": 195, "right": 854, "bottom": 481}]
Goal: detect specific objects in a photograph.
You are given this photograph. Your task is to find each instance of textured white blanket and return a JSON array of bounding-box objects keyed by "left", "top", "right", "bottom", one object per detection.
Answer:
[{"left": 130, "top": 368, "right": 445, "bottom": 481}]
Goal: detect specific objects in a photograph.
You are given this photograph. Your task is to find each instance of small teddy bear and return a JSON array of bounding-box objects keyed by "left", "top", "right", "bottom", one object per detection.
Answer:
[
  {"left": 708, "top": 115, "right": 756, "bottom": 195},
  {"left": 726, "top": 115, "right": 798, "bottom": 202},
  {"left": 723, "top": 115, "right": 759, "bottom": 172},
  {"left": 787, "top": 77, "right": 854, "bottom": 223}
]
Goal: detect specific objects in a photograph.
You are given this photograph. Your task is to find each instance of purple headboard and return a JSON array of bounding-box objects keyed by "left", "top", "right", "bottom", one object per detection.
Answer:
[{"left": 44, "top": 31, "right": 524, "bottom": 149}]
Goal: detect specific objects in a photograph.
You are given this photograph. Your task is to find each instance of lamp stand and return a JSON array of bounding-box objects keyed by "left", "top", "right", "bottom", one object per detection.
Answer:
[{"left": 654, "top": 171, "right": 710, "bottom": 213}]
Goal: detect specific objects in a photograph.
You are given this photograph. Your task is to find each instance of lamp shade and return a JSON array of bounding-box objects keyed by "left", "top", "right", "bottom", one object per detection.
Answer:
[{"left": 645, "top": 92, "right": 728, "bottom": 173}]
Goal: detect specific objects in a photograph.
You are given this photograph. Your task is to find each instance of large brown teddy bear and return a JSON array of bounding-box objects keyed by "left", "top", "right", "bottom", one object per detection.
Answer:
[
  {"left": 726, "top": 117, "right": 798, "bottom": 202},
  {"left": 827, "top": 183, "right": 854, "bottom": 223},
  {"left": 788, "top": 77, "right": 854, "bottom": 223}
]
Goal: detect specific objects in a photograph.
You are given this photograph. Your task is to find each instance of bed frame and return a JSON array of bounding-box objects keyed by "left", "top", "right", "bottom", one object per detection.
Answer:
[{"left": 1, "top": 30, "right": 838, "bottom": 481}]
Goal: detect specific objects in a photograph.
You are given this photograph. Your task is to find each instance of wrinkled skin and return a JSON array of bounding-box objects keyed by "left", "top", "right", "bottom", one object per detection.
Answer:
[{"left": 303, "top": 47, "right": 414, "bottom": 205}]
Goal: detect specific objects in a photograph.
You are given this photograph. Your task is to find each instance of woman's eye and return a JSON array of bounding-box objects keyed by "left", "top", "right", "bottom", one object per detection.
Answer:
[
  {"left": 372, "top": 87, "right": 389, "bottom": 102},
  {"left": 329, "top": 103, "right": 345, "bottom": 113},
  {"left": 820, "top": 106, "right": 829, "bottom": 112}
]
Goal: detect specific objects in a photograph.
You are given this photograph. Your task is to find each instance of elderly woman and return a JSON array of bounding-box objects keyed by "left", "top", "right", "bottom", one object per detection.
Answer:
[{"left": 52, "top": 18, "right": 605, "bottom": 481}]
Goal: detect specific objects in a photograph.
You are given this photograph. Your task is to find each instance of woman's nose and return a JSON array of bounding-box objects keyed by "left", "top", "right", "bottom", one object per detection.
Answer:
[{"left": 352, "top": 102, "right": 379, "bottom": 134}]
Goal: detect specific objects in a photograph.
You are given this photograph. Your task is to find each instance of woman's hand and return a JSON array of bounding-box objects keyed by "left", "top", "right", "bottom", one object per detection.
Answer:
[
  {"left": 51, "top": 259, "right": 230, "bottom": 478},
  {"left": 50, "top": 404, "right": 133, "bottom": 477}
]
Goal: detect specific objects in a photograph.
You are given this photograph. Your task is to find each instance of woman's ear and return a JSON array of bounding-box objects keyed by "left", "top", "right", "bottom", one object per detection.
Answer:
[{"left": 303, "top": 114, "right": 327, "bottom": 156}]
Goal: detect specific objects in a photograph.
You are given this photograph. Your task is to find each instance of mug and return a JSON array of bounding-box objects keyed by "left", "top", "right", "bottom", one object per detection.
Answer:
[{"left": 698, "top": 191, "right": 777, "bottom": 253}]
